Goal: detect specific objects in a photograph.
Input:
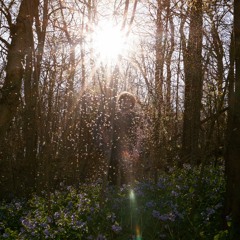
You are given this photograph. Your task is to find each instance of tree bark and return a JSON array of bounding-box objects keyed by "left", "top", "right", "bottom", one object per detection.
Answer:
[
  {"left": 0, "top": 0, "right": 35, "bottom": 198},
  {"left": 225, "top": 0, "right": 240, "bottom": 238},
  {"left": 0, "top": 0, "right": 34, "bottom": 141},
  {"left": 182, "top": 0, "right": 203, "bottom": 165}
]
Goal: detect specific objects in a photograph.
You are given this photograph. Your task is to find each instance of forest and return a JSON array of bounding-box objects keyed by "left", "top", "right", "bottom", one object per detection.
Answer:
[{"left": 0, "top": 0, "right": 240, "bottom": 239}]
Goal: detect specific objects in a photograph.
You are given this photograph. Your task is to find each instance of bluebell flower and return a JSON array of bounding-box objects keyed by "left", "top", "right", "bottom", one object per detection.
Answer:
[
  {"left": 87, "top": 216, "right": 93, "bottom": 221},
  {"left": 112, "top": 224, "right": 122, "bottom": 233},
  {"left": 40, "top": 222, "right": 48, "bottom": 228},
  {"left": 158, "top": 214, "right": 169, "bottom": 221},
  {"left": 157, "top": 179, "right": 166, "bottom": 189},
  {"left": 183, "top": 163, "right": 191, "bottom": 170},
  {"left": 77, "top": 203, "right": 82, "bottom": 211},
  {"left": 145, "top": 201, "right": 156, "bottom": 208},
  {"left": 135, "top": 187, "right": 144, "bottom": 197},
  {"left": 173, "top": 209, "right": 184, "bottom": 219},
  {"left": 167, "top": 212, "right": 176, "bottom": 222},
  {"left": 21, "top": 219, "right": 35, "bottom": 230},
  {"left": 215, "top": 202, "right": 223, "bottom": 209},
  {"left": 14, "top": 202, "right": 22, "bottom": 210},
  {"left": 152, "top": 210, "right": 161, "bottom": 219},
  {"left": 76, "top": 220, "right": 86, "bottom": 228},
  {"left": 206, "top": 207, "right": 215, "bottom": 216},
  {"left": 47, "top": 216, "right": 52, "bottom": 223},
  {"left": 171, "top": 190, "right": 178, "bottom": 197},
  {"left": 44, "top": 229, "right": 50, "bottom": 237},
  {"left": 152, "top": 210, "right": 175, "bottom": 222},
  {"left": 96, "top": 234, "right": 107, "bottom": 239},
  {"left": 67, "top": 201, "right": 73, "bottom": 209},
  {"left": 95, "top": 203, "right": 100, "bottom": 209},
  {"left": 107, "top": 213, "right": 116, "bottom": 222},
  {"left": 54, "top": 211, "right": 60, "bottom": 219},
  {"left": 205, "top": 207, "right": 215, "bottom": 220},
  {"left": 2, "top": 233, "right": 9, "bottom": 238}
]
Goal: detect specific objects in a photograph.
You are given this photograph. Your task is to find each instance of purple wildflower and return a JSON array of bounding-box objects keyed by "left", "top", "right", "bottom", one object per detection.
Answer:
[
  {"left": 2, "top": 233, "right": 9, "bottom": 238},
  {"left": 112, "top": 224, "right": 122, "bottom": 233},
  {"left": 152, "top": 210, "right": 161, "bottom": 219},
  {"left": 145, "top": 201, "right": 156, "bottom": 208},
  {"left": 21, "top": 219, "right": 35, "bottom": 230},
  {"left": 44, "top": 229, "right": 50, "bottom": 237},
  {"left": 54, "top": 211, "right": 60, "bottom": 219},
  {"left": 96, "top": 234, "right": 107, "bottom": 240}
]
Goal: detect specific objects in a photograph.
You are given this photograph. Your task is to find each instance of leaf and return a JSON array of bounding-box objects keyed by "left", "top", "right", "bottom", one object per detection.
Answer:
[{"left": 189, "top": 186, "right": 195, "bottom": 193}]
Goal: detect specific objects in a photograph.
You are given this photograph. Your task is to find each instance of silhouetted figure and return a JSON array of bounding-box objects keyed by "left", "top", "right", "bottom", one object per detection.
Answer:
[{"left": 108, "top": 92, "right": 139, "bottom": 186}]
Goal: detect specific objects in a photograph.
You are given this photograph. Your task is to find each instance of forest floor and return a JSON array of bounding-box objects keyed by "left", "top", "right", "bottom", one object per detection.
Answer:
[{"left": 0, "top": 164, "right": 228, "bottom": 239}]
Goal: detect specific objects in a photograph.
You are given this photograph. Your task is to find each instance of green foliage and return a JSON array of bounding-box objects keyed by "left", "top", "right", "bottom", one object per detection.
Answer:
[{"left": 0, "top": 165, "right": 227, "bottom": 239}]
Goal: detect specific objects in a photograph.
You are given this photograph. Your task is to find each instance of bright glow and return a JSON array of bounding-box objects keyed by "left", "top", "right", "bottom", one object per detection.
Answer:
[
  {"left": 93, "top": 21, "right": 127, "bottom": 62},
  {"left": 130, "top": 189, "right": 135, "bottom": 200},
  {"left": 136, "top": 225, "right": 142, "bottom": 240}
]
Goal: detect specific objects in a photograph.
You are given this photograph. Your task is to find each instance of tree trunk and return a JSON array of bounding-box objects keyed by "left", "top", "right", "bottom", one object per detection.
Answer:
[
  {"left": 182, "top": 0, "right": 203, "bottom": 165},
  {"left": 0, "top": 0, "right": 34, "bottom": 140},
  {"left": 23, "top": 26, "right": 38, "bottom": 192},
  {"left": 225, "top": 1, "right": 240, "bottom": 238},
  {"left": 0, "top": 0, "right": 35, "bottom": 198},
  {"left": 151, "top": 0, "right": 164, "bottom": 180}
]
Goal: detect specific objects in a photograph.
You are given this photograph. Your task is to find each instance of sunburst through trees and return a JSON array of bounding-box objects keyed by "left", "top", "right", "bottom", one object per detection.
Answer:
[{"left": 0, "top": 0, "right": 237, "bottom": 238}]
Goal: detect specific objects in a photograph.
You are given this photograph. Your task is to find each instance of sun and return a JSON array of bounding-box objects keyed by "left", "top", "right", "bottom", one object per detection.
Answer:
[{"left": 93, "top": 21, "right": 128, "bottom": 63}]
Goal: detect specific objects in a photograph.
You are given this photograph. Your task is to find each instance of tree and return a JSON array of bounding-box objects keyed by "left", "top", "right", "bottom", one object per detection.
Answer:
[
  {"left": 0, "top": 0, "right": 35, "bottom": 141},
  {"left": 0, "top": 0, "right": 39, "bottom": 197},
  {"left": 23, "top": 0, "right": 49, "bottom": 192},
  {"left": 224, "top": 0, "right": 240, "bottom": 238},
  {"left": 181, "top": 0, "right": 203, "bottom": 165}
]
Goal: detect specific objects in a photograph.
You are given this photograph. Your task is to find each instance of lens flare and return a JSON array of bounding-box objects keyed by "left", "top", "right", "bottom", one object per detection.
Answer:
[
  {"left": 136, "top": 225, "right": 142, "bottom": 239},
  {"left": 130, "top": 189, "right": 135, "bottom": 200},
  {"left": 93, "top": 21, "right": 128, "bottom": 62}
]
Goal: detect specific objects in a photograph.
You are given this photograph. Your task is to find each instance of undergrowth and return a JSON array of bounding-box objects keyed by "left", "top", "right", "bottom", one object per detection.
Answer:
[{"left": 0, "top": 164, "right": 228, "bottom": 239}]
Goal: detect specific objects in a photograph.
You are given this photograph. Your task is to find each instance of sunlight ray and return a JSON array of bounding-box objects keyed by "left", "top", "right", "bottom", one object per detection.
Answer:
[{"left": 92, "top": 20, "right": 128, "bottom": 63}]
